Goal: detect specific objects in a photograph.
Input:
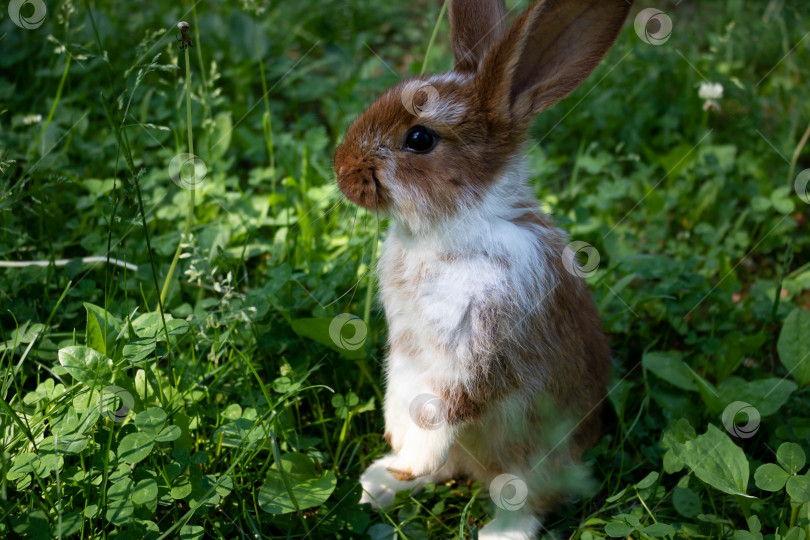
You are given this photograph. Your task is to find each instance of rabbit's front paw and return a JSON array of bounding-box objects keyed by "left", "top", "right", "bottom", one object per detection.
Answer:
[
  {"left": 359, "top": 454, "right": 423, "bottom": 508},
  {"left": 386, "top": 424, "right": 454, "bottom": 480}
]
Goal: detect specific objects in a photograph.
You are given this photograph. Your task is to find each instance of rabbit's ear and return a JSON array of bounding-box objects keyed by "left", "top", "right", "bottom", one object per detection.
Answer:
[
  {"left": 449, "top": 0, "right": 508, "bottom": 73},
  {"left": 478, "top": 0, "right": 632, "bottom": 124}
]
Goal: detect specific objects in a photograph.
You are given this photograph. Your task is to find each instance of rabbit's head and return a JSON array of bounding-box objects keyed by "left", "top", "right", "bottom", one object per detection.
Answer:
[{"left": 335, "top": 0, "right": 632, "bottom": 230}]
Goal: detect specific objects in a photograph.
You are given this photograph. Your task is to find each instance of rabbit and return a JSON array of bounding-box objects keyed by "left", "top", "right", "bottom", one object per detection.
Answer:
[{"left": 333, "top": 0, "right": 632, "bottom": 537}]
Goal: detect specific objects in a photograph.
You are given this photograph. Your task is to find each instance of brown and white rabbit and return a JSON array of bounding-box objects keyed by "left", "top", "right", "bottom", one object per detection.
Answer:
[{"left": 334, "top": 0, "right": 632, "bottom": 537}]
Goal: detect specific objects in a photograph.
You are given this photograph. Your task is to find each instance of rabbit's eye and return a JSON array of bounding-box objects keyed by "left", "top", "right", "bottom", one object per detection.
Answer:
[{"left": 403, "top": 126, "right": 437, "bottom": 153}]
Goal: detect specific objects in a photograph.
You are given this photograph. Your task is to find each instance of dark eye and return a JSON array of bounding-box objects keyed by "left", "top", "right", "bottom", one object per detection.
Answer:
[{"left": 403, "top": 126, "right": 438, "bottom": 153}]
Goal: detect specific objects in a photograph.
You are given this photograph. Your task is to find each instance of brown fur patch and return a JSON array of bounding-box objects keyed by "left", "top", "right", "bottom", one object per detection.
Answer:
[{"left": 387, "top": 467, "right": 415, "bottom": 482}]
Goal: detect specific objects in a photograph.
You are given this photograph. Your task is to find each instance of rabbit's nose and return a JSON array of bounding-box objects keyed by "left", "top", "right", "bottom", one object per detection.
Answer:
[
  {"left": 334, "top": 148, "right": 362, "bottom": 180},
  {"left": 334, "top": 146, "right": 351, "bottom": 174}
]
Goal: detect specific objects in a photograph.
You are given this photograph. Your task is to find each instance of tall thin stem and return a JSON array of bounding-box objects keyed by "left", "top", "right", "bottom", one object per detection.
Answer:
[
  {"left": 788, "top": 117, "right": 810, "bottom": 190},
  {"left": 420, "top": 1, "right": 448, "bottom": 75},
  {"left": 161, "top": 42, "right": 197, "bottom": 306}
]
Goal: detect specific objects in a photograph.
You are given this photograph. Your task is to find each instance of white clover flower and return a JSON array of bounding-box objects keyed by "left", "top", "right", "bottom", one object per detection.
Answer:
[
  {"left": 698, "top": 82, "right": 723, "bottom": 100},
  {"left": 698, "top": 82, "right": 724, "bottom": 112},
  {"left": 23, "top": 114, "right": 42, "bottom": 125}
]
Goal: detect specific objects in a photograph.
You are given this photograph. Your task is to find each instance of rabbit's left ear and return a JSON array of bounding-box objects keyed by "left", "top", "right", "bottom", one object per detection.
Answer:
[
  {"left": 449, "top": 0, "right": 508, "bottom": 73},
  {"left": 478, "top": 0, "right": 632, "bottom": 125}
]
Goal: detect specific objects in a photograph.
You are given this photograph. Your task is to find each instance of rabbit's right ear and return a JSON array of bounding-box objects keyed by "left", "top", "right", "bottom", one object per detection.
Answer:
[
  {"left": 449, "top": 0, "right": 508, "bottom": 73},
  {"left": 477, "top": 0, "right": 632, "bottom": 126}
]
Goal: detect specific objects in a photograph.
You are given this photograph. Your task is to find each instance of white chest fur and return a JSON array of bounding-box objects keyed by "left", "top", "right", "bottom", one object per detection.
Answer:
[{"left": 376, "top": 168, "right": 562, "bottom": 389}]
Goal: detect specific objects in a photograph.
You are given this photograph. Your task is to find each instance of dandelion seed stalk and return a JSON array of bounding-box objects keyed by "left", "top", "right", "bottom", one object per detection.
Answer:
[{"left": 161, "top": 22, "right": 197, "bottom": 307}]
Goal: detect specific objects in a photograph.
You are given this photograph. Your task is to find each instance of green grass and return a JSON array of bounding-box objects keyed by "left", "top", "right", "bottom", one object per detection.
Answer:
[{"left": 1, "top": 0, "right": 810, "bottom": 538}]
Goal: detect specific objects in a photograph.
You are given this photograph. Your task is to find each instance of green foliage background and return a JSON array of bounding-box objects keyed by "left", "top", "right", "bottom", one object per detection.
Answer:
[{"left": 1, "top": 0, "right": 809, "bottom": 538}]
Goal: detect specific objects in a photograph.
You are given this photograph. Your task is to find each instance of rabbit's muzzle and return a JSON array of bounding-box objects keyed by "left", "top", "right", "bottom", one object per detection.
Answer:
[{"left": 334, "top": 145, "right": 389, "bottom": 210}]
